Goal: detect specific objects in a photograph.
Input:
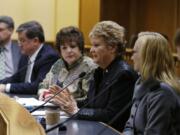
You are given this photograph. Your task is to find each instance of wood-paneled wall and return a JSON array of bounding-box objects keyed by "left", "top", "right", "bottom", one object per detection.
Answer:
[
  {"left": 80, "top": 0, "right": 180, "bottom": 77},
  {"left": 100, "top": 0, "right": 180, "bottom": 50}
]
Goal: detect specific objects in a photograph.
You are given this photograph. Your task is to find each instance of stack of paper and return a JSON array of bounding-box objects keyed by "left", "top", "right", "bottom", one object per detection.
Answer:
[{"left": 16, "top": 97, "right": 54, "bottom": 107}]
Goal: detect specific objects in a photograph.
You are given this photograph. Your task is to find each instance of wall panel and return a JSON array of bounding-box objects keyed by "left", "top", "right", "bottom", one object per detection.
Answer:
[
  {"left": 56, "top": 0, "right": 79, "bottom": 33},
  {"left": 136, "top": 0, "right": 177, "bottom": 49},
  {"left": 25, "top": 0, "right": 56, "bottom": 41},
  {"left": 79, "top": 0, "right": 100, "bottom": 45},
  {"left": 0, "top": 0, "right": 80, "bottom": 42},
  {"left": 100, "top": 0, "right": 180, "bottom": 50}
]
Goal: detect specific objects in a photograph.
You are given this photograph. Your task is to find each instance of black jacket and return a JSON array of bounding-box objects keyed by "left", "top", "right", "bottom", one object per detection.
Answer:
[{"left": 76, "top": 58, "right": 138, "bottom": 131}]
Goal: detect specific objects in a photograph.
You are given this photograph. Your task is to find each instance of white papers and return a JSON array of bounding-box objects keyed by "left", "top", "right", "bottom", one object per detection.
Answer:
[
  {"left": 15, "top": 97, "right": 68, "bottom": 117},
  {"left": 15, "top": 97, "right": 54, "bottom": 107},
  {"left": 31, "top": 110, "right": 67, "bottom": 116}
]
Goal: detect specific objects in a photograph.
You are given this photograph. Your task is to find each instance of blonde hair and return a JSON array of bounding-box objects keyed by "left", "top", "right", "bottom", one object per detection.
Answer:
[
  {"left": 138, "top": 32, "right": 180, "bottom": 93},
  {"left": 89, "top": 21, "right": 126, "bottom": 56}
]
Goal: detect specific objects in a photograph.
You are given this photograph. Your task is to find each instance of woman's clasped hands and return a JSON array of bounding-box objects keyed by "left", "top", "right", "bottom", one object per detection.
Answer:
[{"left": 39, "top": 85, "right": 79, "bottom": 115}]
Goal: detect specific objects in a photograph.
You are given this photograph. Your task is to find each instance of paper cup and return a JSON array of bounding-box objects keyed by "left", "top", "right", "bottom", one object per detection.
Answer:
[{"left": 45, "top": 108, "right": 60, "bottom": 125}]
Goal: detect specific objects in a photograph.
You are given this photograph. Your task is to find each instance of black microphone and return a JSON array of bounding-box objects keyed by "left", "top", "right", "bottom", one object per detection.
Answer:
[
  {"left": 45, "top": 73, "right": 121, "bottom": 133},
  {"left": 30, "top": 72, "right": 86, "bottom": 113}
]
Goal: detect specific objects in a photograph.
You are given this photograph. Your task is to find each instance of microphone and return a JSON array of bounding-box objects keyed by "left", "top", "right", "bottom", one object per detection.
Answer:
[
  {"left": 45, "top": 73, "right": 121, "bottom": 133},
  {"left": 30, "top": 72, "right": 86, "bottom": 113}
]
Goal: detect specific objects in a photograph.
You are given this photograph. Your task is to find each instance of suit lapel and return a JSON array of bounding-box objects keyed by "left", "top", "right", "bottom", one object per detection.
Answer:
[
  {"left": 30, "top": 46, "right": 44, "bottom": 81},
  {"left": 19, "top": 56, "right": 29, "bottom": 81}
]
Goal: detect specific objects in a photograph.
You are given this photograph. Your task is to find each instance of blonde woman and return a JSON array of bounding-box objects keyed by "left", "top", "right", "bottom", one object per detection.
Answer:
[
  {"left": 123, "top": 32, "right": 180, "bottom": 135},
  {"left": 45, "top": 21, "right": 138, "bottom": 131}
]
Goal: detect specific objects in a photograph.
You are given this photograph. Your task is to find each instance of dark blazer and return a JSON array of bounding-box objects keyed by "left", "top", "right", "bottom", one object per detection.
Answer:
[
  {"left": 0, "top": 44, "right": 59, "bottom": 94},
  {"left": 76, "top": 57, "right": 138, "bottom": 131},
  {"left": 124, "top": 78, "right": 180, "bottom": 135}
]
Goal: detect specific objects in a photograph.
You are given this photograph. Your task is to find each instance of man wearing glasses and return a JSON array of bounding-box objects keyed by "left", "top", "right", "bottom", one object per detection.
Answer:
[{"left": 0, "top": 21, "right": 59, "bottom": 94}]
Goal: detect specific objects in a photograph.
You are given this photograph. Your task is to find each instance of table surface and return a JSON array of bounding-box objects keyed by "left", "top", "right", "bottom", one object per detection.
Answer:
[
  {"left": 8, "top": 94, "right": 122, "bottom": 135},
  {"left": 58, "top": 120, "right": 122, "bottom": 135}
]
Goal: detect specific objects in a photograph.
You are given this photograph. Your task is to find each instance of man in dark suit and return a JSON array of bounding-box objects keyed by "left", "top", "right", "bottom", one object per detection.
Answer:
[
  {"left": 0, "top": 16, "right": 21, "bottom": 79},
  {"left": 0, "top": 21, "right": 59, "bottom": 94}
]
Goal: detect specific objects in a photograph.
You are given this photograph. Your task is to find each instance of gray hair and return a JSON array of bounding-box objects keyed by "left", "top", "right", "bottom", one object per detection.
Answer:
[{"left": 0, "top": 16, "right": 14, "bottom": 29}]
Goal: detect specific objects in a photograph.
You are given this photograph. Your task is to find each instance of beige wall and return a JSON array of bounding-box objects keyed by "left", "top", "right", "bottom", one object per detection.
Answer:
[
  {"left": 79, "top": 0, "right": 100, "bottom": 45},
  {"left": 56, "top": 0, "right": 79, "bottom": 33},
  {"left": 0, "top": 0, "right": 80, "bottom": 42},
  {"left": 0, "top": 0, "right": 25, "bottom": 39}
]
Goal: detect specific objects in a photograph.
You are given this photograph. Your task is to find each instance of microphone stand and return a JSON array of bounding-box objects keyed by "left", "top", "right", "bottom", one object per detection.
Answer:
[
  {"left": 46, "top": 98, "right": 131, "bottom": 134},
  {"left": 30, "top": 72, "right": 86, "bottom": 113},
  {"left": 46, "top": 74, "right": 121, "bottom": 133},
  {"left": 97, "top": 101, "right": 132, "bottom": 135}
]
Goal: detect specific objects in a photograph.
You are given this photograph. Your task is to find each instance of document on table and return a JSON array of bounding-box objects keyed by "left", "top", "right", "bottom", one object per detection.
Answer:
[
  {"left": 15, "top": 97, "right": 54, "bottom": 107},
  {"left": 15, "top": 97, "right": 67, "bottom": 116}
]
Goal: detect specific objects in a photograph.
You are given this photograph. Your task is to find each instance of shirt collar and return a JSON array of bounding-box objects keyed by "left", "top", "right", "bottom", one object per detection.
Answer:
[
  {"left": 133, "top": 77, "right": 160, "bottom": 100},
  {"left": 65, "top": 56, "right": 83, "bottom": 70},
  {"left": 102, "top": 56, "right": 121, "bottom": 74},
  {"left": 1, "top": 41, "right": 12, "bottom": 52},
  {"left": 29, "top": 44, "right": 43, "bottom": 62}
]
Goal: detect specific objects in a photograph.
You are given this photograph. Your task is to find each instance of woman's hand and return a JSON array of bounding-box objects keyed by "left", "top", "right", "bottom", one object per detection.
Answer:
[
  {"left": 49, "top": 85, "right": 79, "bottom": 115},
  {"left": 38, "top": 89, "right": 51, "bottom": 101}
]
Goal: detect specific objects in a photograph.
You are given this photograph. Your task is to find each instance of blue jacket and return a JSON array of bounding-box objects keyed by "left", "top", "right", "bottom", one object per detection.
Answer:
[{"left": 0, "top": 44, "right": 59, "bottom": 94}]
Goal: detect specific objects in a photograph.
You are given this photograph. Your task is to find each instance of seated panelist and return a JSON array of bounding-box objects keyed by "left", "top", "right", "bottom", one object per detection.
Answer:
[
  {"left": 0, "top": 16, "right": 22, "bottom": 80},
  {"left": 38, "top": 26, "right": 97, "bottom": 101},
  {"left": 41, "top": 21, "right": 138, "bottom": 131},
  {"left": 123, "top": 32, "right": 180, "bottom": 135},
  {"left": 0, "top": 21, "right": 59, "bottom": 94}
]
